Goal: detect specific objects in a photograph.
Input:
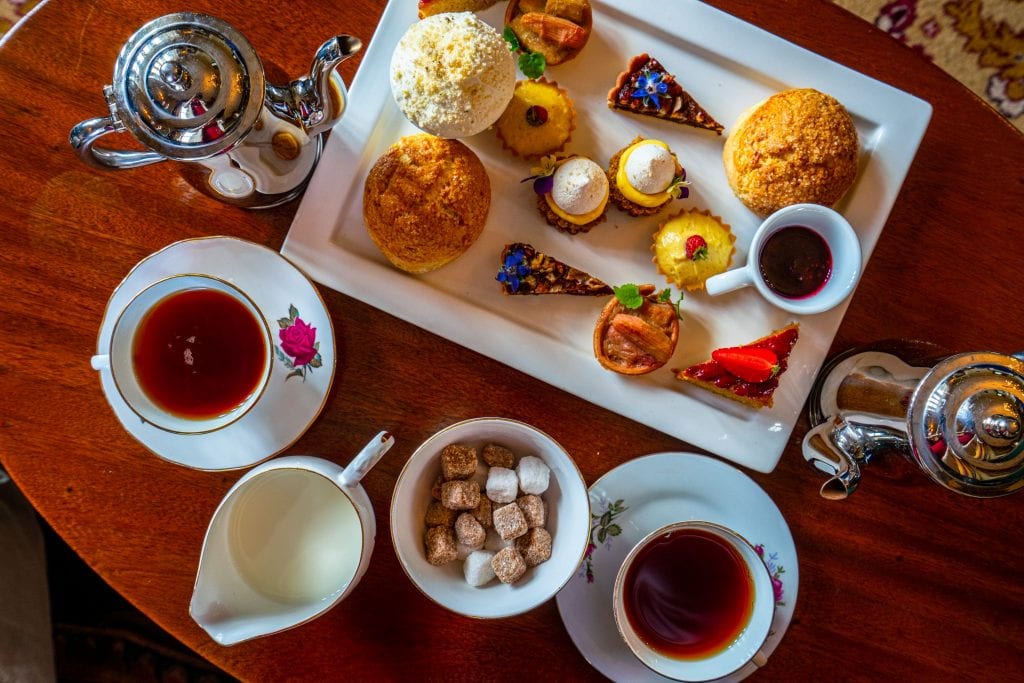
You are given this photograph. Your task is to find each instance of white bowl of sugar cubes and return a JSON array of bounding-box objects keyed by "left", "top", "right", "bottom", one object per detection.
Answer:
[{"left": 390, "top": 417, "right": 591, "bottom": 618}]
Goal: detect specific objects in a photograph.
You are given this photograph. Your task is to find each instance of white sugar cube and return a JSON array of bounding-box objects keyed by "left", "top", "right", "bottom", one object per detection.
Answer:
[
  {"left": 486, "top": 466, "right": 519, "bottom": 503},
  {"left": 516, "top": 456, "right": 550, "bottom": 495},
  {"left": 464, "top": 550, "right": 497, "bottom": 587}
]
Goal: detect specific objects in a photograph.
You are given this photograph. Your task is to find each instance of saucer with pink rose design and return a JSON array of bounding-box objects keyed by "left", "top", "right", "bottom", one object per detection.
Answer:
[
  {"left": 94, "top": 236, "right": 335, "bottom": 470},
  {"left": 556, "top": 453, "right": 798, "bottom": 682}
]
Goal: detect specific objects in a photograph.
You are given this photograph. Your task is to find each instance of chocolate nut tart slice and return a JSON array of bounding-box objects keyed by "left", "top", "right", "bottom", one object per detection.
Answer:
[
  {"left": 608, "top": 53, "right": 723, "bottom": 135},
  {"left": 497, "top": 243, "right": 613, "bottom": 295}
]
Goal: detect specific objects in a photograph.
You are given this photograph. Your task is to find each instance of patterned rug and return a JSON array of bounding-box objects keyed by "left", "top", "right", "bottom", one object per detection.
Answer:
[{"left": 2, "top": 0, "right": 1020, "bottom": 131}]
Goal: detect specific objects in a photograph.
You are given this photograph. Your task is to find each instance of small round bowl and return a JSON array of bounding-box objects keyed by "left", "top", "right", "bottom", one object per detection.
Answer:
[{"left": 390, "top": 417, "right": 591, "bottom": 618}]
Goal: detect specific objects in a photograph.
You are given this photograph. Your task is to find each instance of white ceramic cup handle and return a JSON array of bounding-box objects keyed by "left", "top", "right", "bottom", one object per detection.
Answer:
[
  {"left": 752, "top": 650, "right": 769, "bottom": 667},
  {"left": 339, "top": 431, "right": 395, "bottom": 488},
  {"left": 705, "top": 266, "right": 755, "bottom": 296},
  {"left": 90, "top": 354, "right": 110, "bottom": 371}
]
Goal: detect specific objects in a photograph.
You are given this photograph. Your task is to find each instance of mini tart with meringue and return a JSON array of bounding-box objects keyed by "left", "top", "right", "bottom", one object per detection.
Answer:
[
  {"left": 608, "top": 136, "right": 686, "bottom": 216},
  {"left": 652, "top": 208, "right": 735, "bottom": 291},
  {"left": 534, "top": 156, "right": 609, "bottom": 234},
  {"left": 494, "top": 79, "right": 576, "bottom": 159}
]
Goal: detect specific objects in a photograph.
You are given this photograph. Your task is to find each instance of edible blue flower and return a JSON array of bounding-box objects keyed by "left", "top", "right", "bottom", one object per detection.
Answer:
[
  {"left": 496, "top": 247, "right": 531, "bottom": 292},
  {"left": 631, "top": 69, "right": 668, "bottom": 109}
]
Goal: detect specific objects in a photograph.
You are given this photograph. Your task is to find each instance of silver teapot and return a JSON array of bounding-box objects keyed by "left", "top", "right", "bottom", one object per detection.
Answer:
[
  {"left": 69, "top": 13, "right": 361, "bottom": 208},
  {"left": 803, "top": 349, "right": 1024, "bottom": 500}
]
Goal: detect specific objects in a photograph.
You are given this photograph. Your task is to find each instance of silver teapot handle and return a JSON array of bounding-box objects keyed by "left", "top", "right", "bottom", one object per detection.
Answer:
[{"left": 69, "top": 116, "right": 165, "bottom": 170}]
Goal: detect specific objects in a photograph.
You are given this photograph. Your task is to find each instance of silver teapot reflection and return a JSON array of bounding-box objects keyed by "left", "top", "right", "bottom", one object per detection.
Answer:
[
  {"left": 803, "top": 349, "right": 1024, "bottom": 500},
  {"left": 69, "top": 13, "right": 361, "bottom": 208}
]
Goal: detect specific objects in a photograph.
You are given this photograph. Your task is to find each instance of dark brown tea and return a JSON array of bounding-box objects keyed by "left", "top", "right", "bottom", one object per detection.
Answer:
[
  {"left": 759, "top": 225, "right": 832, "bottom": 299},
  {"left": 132, "top": 288, "right": 267, "bottom": 420},
  {"left": 623, "top": 528, "right": 754, "bottom": 660}
]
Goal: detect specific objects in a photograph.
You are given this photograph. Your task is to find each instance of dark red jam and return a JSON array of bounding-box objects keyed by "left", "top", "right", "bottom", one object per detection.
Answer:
[
  {"left": 623, "top": 528, "right": 754, "bottom": 660},
  {"left": 758, "top": 225, "right": 832, "bottom": 299}
]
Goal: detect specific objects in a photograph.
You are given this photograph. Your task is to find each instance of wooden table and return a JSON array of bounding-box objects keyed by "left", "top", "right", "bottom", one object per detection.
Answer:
[{"left": 1, "top": 0, "right": 1022, "bottom": 680}]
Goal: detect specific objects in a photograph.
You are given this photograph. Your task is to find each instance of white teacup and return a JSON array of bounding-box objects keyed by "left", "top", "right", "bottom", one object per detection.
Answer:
[
  {"left": 705, "top": 204, "right": 862, "bottom": 315},
  {"left": 90, "top": 274, "right": 272, "bottom": 434},
  {"left": 613, "top": 520, "right": 775, "bottom": 682},
  {"left": 190, "top": 431, "right": 394, "bottom": 646}
]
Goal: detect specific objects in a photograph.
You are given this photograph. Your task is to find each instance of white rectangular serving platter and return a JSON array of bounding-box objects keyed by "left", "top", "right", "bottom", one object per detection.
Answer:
[{"left": 282, "top": 0, "right": 931, "bottom": 473}]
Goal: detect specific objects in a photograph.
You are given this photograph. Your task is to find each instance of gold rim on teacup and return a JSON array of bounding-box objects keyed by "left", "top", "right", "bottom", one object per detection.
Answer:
[
  {"left": 612, "top": 520, "right": 775, "bottom": 682},
  {"left": 95, "top": 273, "right": 273, "bottom": 435}
]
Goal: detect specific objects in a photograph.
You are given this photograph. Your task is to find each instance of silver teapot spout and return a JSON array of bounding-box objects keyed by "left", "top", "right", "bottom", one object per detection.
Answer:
[
  {"left": 265, "top": 35, "right": 362, "bottom": 137},
  {"left": 803, "top": 349, "right": 1024, "bottom": 500},
  {"left": 803, "top": 416, "right": 911, "bottom": 500}
]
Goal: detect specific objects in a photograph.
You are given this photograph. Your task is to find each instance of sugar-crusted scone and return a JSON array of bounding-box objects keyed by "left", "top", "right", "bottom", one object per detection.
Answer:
[
  {"left": 363, "top": 134, "right": 490, "bottom": 273},
  {"left": 723, "top": 88, "right": 859, "bottom": 217},
  {"left": 390, "top": 13, "right": 515, "bottom": 138}
]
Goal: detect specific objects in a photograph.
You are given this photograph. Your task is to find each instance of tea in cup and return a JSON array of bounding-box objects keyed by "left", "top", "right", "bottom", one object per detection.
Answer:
[
  {"left": 190, "top": 432, "right": 394, "bottom": 645},
  {"left": 613, "top": 520, "right": 775, "bottom": 681},
  {"left": 91, "top": 274, "right": 272, "bottom": 434},
  {"left": 705, "top": 204, "right": 862, "bottom": 315}
]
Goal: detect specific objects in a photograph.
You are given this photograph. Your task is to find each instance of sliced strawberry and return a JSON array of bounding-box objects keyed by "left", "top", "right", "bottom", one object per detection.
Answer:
[
  {"left": 685, "top": 235, "right": 708, "bottom": 261},
  {"left": 712, "top": 347, "right": 780, "bottom": 383}
]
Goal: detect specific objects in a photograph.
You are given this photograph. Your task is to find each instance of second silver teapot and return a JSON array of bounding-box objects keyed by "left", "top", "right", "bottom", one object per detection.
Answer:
[
  {"left": 69, "top": 13, "right": 361, "bottom": 208},
  {"left": 803, "top": 348, "right": 1024, "bottom": 500}
]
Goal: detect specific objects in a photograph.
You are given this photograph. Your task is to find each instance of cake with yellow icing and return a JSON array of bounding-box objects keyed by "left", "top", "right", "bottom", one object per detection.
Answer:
[
  {"left": 608, "top": 136, "right": 686, "bottom": 216},
  {"left": 534, "top": 156, "right": 609, "bottom": 234},
  {"left": 494, "top": 79, "right": 576, "bottom": 158},
  {"left": 652, "top": 209, "right": 734, "bottom": 291}
]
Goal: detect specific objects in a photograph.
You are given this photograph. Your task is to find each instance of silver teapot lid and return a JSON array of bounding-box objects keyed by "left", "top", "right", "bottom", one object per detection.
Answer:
[
  {"left": 107, "top": 13, "right": 264, "bottom": 160},
  {"left": 908, "top": 351, "right": 1024, "bottom": 497}
]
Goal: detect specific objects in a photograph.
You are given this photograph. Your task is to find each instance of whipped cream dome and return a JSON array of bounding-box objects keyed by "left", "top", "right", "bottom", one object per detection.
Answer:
[{"left": 390, "top": 13, "right": 515, "bottom": 138}]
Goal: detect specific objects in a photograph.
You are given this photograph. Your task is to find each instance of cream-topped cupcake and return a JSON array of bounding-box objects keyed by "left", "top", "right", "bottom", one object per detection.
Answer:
[
  {"left": 608, "top": 137, "right": 687, "bottom": 217},
  {"left": 534, "top": 156, "right": 609, "bottom": 234},
  {"left": 390, "top": 13, "right": 516, "bottom": 138}
]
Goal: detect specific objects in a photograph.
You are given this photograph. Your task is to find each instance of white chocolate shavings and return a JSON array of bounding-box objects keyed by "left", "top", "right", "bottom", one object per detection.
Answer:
[{"left": 389, "top": 12, "right": 516, "bottom": 138}]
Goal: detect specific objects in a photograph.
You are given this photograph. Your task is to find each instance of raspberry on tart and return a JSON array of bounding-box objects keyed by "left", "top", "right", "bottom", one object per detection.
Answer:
[
  {"left": 607, "top": 54, "right": 723, "bottom": 134},
  {"left": 497, "top": 243, "right": 613, "bottom": 295},
  {"left": 674, "top": 323, "right": 800, "bottom": 409}
]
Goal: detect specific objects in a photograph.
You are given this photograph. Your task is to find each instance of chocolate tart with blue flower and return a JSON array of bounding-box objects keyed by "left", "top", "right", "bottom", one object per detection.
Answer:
[
  {"left": 607, "top": 136, "right": 690, "bottom": 217},
  {"left": 496, "top": 242, "right": 613, "bottom": 295},
  {"left": 525, "top": 155, "right": 610, "bottom": 235},
  {"left": 608, "top": 53, "right": 723, "bottom": 134}
]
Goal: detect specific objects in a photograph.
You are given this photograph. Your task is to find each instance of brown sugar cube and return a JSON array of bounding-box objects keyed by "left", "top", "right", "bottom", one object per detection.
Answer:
[
  {"left": 492, "top": 502, "right": 528, "bottom": 541},
  {"left": 516, "top": 494, "right": 546, "bottom": 528},
  {"left": 441, "top": 444, "right": 478, "bottom": 481},
  {"left": 425, "top": 526, "right": 458, "bottom": 566},
  {"left": 482, "top": 443, "right": 516, "bottom": 468},
  {"left": 440, "top": 480, "right": 481, "bottom": 510},
  {"left": 471, "top": 496, "right": 493, "bottom": 529},
  {"left": 425, "top": 500, "right": 456, "bottom": 527},
  {"left": 515, "top": 527, "right": 553, "bottom": 567},
  {"left": 431, "top": 476, "right": 444, "bottom": 500},
  {"left": 455, "top": 512, "right": 486, "bottom": 549},
  {"left": 491, "top": 546, "right": 528, "bottom": 584}
]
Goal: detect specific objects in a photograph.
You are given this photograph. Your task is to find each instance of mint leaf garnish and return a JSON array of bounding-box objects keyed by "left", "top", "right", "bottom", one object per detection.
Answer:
[
  {"left": 503, "top": 26, "right": 520, "bottom": 52},
  {"left": 658, "top": 288, "right": 685, "bottom": 320},
  {"left": 613, "top": 284, "right": 644, "bottom": 310},
  {"left": 519, "top": 51, "right": 546, "bottom": 79}
]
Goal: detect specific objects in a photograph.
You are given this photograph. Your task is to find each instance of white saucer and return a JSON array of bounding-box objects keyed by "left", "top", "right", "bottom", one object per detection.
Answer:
[
  {"left": 94, "top": 237, "right": 336, "bottom": 471},
  {"left": 556, "top": 453, "right": 798, "bottom": 682}
]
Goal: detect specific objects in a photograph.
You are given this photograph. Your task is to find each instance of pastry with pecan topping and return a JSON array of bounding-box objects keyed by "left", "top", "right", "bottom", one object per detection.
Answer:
[
  {"left": 608, "top": 54, "right": 723, "bottom": 134},
  {"left": 505, "top": 0, "right": 593, "bottom": 66},
  {"left": 497, "top": 243, "right": 612, "bottom": 295},
  {"left": 593, "top": 285, "right": 680, "bottom": 375}
]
